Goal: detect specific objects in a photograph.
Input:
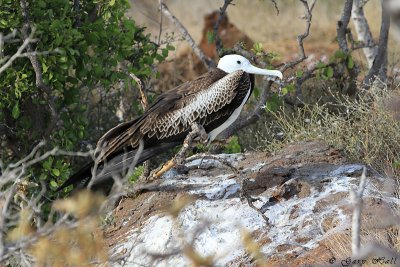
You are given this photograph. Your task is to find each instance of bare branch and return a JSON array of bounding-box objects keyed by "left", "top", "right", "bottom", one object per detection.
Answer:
[
  {"left": 220, "top": 0, "right": 317, "bottom": 138},
  {"left": 73, "top": 0, "right": 81, "bottom": 27},
  {"left": 20, "top": 0, "right": 60, "bottom": 139},
  {"left": 352, "top": 0, "right": 377, "bottom": 68},
  {"left": 148, "top": 122, "right": 208, "bottom": 181},
  {"left": 158, "top": 0, "right": 163, "bottom": 45},
  {"left": 0, "top": 29, "right": 35, "bottom": 75},
  {"left": 213, "top": 0, "right": 234, "bottom": 55},
  {"left": 270, "top": 0, "right": 279, "bottom": 15},
  {"left": 337, "top": 0, "right": 354, "bottom": 52},
  {"left": 282, "top": 0, "right": 316, "bottom": 72},
  {"left": 363, "top": 0, "right": 390, "bottom": 88},
  {"left": 350, "top": 167, "right": 367, "bottom": 263},
  {"left": 159, "top": 0, "right": 216, "bottom": 69},
  {"left": 129, "top": 73, "right": 149, "bottom": 110},
  {"left": 129, "top": 73, "right": 150, "bottom": 178}
]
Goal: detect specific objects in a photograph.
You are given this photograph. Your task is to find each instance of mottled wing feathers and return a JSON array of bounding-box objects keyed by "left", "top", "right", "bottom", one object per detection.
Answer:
[
  {"left": 144, "top": 70, "right": 246, "bottom": 140},
  {"left": 95, "top": 68, "right": 250, "bottom": 163}
]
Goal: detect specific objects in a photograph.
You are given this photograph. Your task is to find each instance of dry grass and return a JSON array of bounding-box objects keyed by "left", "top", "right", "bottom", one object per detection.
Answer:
[
  {"left": 258, "top": 82, "right": 400, "bottom": 181},
  {"left": 257, "top": 81, "right": 400, "bottom": 265}
]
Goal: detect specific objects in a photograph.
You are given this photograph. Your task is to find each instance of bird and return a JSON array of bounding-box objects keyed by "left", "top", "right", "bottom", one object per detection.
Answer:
[{"left": 57, "top": 54, "right": 283, "bottom": 193}]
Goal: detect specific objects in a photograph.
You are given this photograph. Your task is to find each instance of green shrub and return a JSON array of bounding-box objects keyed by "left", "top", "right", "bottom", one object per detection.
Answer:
[{"left": 0, "top": 0, "right": 172, "bottom": 196}]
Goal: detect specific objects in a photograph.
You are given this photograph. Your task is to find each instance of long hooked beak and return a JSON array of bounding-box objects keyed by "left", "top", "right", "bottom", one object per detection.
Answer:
[{"left": 244, "top": 64, "right": 283, "bottom": 79}]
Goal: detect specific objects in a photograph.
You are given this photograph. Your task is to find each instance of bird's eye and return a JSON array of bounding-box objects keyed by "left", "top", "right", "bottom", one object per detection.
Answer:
[{"left": 237, "top": 60, "right": 241, "bottom": 64}]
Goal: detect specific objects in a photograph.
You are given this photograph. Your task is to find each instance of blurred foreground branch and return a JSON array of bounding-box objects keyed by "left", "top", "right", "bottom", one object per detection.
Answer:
[
  {"left": 0, "top": 142, "right": 95, "bottom": 265},
  {"left": 350, "top": 167, "right": 367, "bottom": 266}
]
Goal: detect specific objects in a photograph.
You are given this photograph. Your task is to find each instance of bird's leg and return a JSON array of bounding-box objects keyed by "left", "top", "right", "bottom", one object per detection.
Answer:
[{"left": 147, "top": 122, "right": 207, "bottom": 181}]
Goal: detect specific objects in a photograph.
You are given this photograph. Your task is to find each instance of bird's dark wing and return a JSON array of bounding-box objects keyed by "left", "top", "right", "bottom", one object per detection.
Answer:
[
  {"left": 58, "top": 69, "right": 252, "bottom": 192},
  {"left": 94, "top": 68, "right": 235, "bottom": 162}
]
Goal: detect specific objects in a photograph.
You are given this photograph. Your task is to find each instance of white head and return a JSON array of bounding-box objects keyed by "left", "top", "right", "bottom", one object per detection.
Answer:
[{"left": 217, "top": 54, "right": 283, "bottom": 79}]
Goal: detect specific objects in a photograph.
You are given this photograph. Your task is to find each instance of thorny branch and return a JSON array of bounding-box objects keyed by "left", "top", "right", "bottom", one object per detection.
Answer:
[
  {"left": 213, "top": 0, "right": 234, "bottom": 55},
  {"left": 159, "top": 0, "right": 215, "bottom": 69}
]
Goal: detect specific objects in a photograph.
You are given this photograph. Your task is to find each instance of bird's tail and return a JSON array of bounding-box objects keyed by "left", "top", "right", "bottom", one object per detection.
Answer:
[{"left": 56, "top": 141, "right": 181, "bottom": 194}]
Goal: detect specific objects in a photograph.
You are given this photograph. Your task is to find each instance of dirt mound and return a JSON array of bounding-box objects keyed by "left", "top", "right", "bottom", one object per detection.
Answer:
[{"left": 104, "top": 141, "right": 398, "bottom": 266}]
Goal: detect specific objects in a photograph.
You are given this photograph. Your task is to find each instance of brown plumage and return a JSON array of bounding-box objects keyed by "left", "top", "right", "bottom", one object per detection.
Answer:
[{"left": 58, "top": 68, "right": 254, "bottom": 192}]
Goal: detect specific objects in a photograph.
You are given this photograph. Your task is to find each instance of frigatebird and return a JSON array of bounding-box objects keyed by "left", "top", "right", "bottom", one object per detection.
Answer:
[{"left": 57, "top": 54, "right": 282, "bottom": 193}]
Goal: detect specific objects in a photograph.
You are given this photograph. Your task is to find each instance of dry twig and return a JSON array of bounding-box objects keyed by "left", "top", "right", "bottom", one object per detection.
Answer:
[
  {"left": 159, "top": 0, "right": 215, "bottom": 68},
  {"left": 213, "top": 0, "right": 234, "bottom": 54},
  {"left": 221, "top": 0, "right": 317, "bottom": 138},
  {"left": 147, "top": 122, "right": 208, "bottom": 181}
]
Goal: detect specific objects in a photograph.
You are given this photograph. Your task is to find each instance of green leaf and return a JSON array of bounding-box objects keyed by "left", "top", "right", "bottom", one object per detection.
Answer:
[
  {"left": 253, "top": 86, "right": 260, "bottom": 99},
  {"left": 12, "top": 102, "right": 20, "bottom": 119},
  {"left": 59, "top": 56, "right": 68, "bottom": 63},
  {"left": 326, "top": 66, "right": 334, "bottom": 78},
  {"left": 326, "top": 67, "right": 333, "bottom": 78},
  {"left": 129, "top": 165, "right": 144, "bottom": 183},
  {"left": 252, "top": 42, "right": 263, "bottom": 54},
  {"left": 224, "top": 135, "right": 241, "bottom": 153},
  {"left": 265, "top": 93, "right": 283, "bottom": 112},
  {"left": 334, "top": 50, "right": 346, "bottom": 59},
  {"left": 296, "top": 69, "right": 304, "bottom": 78},
  {"left": 0, "top": 19, "right": 7, "bottom": 27},
  {"left": 50, "top": 180, "right": 58, "bottom": 188},
  {"left": 51, "top": 169, "right": 60, "bottom": 177},
  {"left": 316, "top": 62, "right": 326, "bottom": 69},
  {"left": 42, "top": 62, "right": 48, "bottom": 73},
  {"left": 162, "top": 48, "right": 169, "bottom": 57},
  {"left": 347, "top": 56, "right": 354, "bottom": 69},
  {"left": 281, "top": 87, "right": 288, "bottom": 95},
  {"left": 109, "top": 0, "right": 116, "bottom": 6},
  {"left": 166, "top": 44, "right": 175, "bottom": 51},
  {"left": 286, "top": 83, "right": 295, "bottom": 92},
  {"left": 43, "top": 157, "right": 53, "bottom": 170}
]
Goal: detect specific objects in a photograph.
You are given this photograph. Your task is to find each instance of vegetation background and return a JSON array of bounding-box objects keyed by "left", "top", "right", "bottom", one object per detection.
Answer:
[{"left": 0, "top": 0, "right": 399, "bottom": 266}]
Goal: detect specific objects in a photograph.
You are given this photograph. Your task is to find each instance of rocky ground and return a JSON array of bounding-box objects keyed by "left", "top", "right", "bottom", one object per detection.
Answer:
[{"left": 103, "top": 141, "right": 399, "bottom": 266}]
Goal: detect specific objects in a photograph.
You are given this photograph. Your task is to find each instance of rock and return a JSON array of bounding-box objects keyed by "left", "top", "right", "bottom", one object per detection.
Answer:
[{"left": 104, "top": 141, "right": 399, "bottom": 266}]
